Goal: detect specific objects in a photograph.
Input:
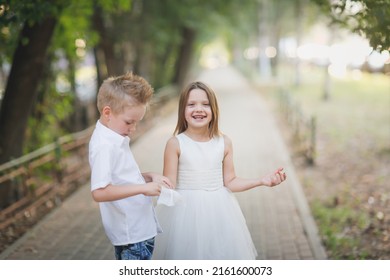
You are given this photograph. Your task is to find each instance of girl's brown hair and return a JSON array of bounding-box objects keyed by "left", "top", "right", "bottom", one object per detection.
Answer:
[{"left": 174, "top": 81, "right": 220, "bottom": 137}]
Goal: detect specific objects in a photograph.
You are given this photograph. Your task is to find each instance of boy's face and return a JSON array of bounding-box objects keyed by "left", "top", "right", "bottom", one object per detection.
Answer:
[{"left": 104, "top": 104, "right": 146, "bottom": 137}]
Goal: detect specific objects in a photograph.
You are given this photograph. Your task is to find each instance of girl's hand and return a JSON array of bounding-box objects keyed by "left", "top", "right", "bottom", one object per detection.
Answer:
[{"left": 261, "top": 167, "right": 287, "bottom": 187}]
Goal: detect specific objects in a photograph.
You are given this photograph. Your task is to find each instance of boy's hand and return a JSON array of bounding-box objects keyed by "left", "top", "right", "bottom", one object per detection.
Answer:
[
  {"left": 261, "top": 167, "right": 287, "bottom": 187},
  {"left": 143, "top": 182, "right": 162, "bottom": 196}
]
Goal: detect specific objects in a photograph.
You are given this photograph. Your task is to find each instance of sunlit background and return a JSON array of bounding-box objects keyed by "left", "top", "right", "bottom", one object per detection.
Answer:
[{"left": 0, "top": 0, "right": 389, "bottom": 260}]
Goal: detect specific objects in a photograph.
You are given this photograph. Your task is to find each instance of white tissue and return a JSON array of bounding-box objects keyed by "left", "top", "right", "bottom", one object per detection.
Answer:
[{"left": 157, "top": 187, "right": 183, "bottom": 206}]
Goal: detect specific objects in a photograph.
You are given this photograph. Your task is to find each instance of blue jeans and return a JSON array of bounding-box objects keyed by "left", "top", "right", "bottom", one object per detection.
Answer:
[{"left": 114, "top": 237, "right": 155, "bottom": 260}]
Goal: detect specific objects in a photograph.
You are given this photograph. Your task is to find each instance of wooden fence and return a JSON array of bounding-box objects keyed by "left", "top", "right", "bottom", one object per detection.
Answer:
[
  {"left": 0, "top": 85, "right": 178, "bottom": 240},
  {"left": 0, "top": 127, "right": 93, "bottom": 236},
  {"left": 278, "top": 88, "right": 316, "bottom": 165}
]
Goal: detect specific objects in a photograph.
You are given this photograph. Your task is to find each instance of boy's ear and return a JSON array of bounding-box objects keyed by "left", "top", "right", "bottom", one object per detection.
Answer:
[{"left": 102, "top": 106, "right": 112, "bottom": 120}]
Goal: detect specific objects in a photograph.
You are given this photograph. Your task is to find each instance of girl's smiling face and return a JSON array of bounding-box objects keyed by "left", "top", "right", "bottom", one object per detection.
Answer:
[{"left": 185, "top": 88, "right": 212, "bottom": 130}]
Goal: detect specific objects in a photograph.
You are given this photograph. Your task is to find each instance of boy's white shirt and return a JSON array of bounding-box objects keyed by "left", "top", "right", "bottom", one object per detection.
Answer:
[{"left": 89, "top": 120, "right": 162, "bottom": 245}]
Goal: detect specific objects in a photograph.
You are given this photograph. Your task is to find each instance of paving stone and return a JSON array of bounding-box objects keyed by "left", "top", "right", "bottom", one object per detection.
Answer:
[{"left": 0, "top": 66, "right": 326, "bottom": 260}]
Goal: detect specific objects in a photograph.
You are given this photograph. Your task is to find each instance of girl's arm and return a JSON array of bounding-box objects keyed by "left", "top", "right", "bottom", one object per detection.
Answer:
[
  {"left": 162, "top": 136, "right": 180, "bottom": 188},
  {"left": 222, "top": 135, "right": 286, "bottom": 192},
  {"left": 142, "top": 172, "right": 174, "bottom": 188}
]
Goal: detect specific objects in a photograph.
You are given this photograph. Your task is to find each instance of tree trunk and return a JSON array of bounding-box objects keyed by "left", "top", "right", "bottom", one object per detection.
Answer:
[
  {"left": 92, "top": 6, "right": 123, "bottom": 76},
  {"left": 172, "top": 27, "right": 196, "bottom": 87},
  {"left": 64, "top": 56, "right": 86, "bottom": 132},
  {"left": 154, "top": 42, "right": 175, "bottom": 88},
  {"left": 92, "top": 47, "right": 103, "bottom": 120},
  {"left": 258, "top": 0, "right": 272, "bottom": 80},
  {"left": 0, "top": 17, "right": 57, "bottom": 208},
  {"left": 0, "top": 17, "right": 57, "bottom": 163},
  {"left": 322, "top": 27, "right": 335, "bottom": 101},
  {"left": 294, "top": 0, "right": 304, "bottom": 87},
  {"left": 322, "top": 65, "right": 331, "bottom": 101}
]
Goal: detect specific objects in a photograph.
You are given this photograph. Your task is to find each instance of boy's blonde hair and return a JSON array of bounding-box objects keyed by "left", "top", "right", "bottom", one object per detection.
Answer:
[
  {"left": 97, "top": 72, "right": 153, "bottom": 114},
  {"left": 174, "top": 81, "right": 220, "bottom": 137}
]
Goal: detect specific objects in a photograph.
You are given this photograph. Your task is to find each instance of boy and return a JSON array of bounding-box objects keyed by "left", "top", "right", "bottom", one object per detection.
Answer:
[{"left": 88, "top": 72, "right": 172, "bottom": 260}]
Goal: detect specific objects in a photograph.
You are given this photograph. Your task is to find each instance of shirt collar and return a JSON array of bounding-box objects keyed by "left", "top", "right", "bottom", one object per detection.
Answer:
[{"left": 95, "top": 120, "right": 130, "bottom": 146}]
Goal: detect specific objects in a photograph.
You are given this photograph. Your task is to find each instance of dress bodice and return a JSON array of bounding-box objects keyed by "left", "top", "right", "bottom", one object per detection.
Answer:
[{"left": 176, "top": 133, "right": 224, "bottom": 191}]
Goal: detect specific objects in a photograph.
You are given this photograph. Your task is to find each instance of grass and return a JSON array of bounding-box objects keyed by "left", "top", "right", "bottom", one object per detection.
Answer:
[
  {"left": 282, "top": 65, "right": 390, "bottom": 153},
  {"left": 267, "top": 63, "right": 390, "bottom": 259},
  {"left": 311, "top": 199, "right": 371, "bottom": 259}
]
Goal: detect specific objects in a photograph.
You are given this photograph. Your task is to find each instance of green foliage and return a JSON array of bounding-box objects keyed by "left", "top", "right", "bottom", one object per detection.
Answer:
[
  {"left": 0, "top": 0, "right": 70, "bottom": 25},
  {"left": 3, "top": 0, "right": 351, "bottom": 155},
  {"left": 54, "top": 1, "right": 96, "bottom": 58},
  {"left": 1, "top": 0, "right": 131, "bottom": 152},
  {"left": 95, "top": 0, "right": 131, "bottom": 13},
  {"left": 24, "top": 85, "right": 74, "bottom": 154},
  {"left": 310, "top": 0, "right": 390, "bottom": 50}
]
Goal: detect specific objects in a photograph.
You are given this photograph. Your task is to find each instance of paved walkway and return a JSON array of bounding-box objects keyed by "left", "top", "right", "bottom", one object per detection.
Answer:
[{"left": 0, "top": 66, "right": 327, "bottom": 260}]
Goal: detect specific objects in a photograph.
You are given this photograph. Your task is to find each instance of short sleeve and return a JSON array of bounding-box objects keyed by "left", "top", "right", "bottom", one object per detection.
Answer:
[{"left": 90, "top": 145, "right": 113, "bottom": 191}]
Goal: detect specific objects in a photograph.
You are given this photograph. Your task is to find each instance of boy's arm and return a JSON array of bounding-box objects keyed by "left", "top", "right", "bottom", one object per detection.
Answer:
[
  {"left": 89, "top": 142, "right": 164, "bottom": 202},
  {"left": 92, "top": 182, "right": 161, "bottom": 202}
]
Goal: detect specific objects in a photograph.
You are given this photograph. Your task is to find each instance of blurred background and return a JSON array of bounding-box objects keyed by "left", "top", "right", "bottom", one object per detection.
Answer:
[{"left": 0, "top": 0, "right": 389, "bottom": 259}]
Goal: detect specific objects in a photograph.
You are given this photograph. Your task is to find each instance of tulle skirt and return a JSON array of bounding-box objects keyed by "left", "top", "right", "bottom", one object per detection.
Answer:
[{"left": 153, "top": 186, "right": 258, "bottom": 260}]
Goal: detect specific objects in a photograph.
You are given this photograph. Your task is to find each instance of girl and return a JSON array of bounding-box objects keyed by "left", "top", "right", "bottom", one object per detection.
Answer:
[{"left": 153, "top": 81, "right": 286, "bottom": 260}]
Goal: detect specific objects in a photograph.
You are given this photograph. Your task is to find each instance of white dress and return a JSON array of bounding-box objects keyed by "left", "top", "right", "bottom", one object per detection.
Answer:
[{"left": 153, "top": 133, "right": 258, "bottom": 260}]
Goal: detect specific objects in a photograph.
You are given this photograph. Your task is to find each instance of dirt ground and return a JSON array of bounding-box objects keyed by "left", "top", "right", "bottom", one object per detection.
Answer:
[{"left": 275, "top": 108, "right": 390, "bottom": 259}]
